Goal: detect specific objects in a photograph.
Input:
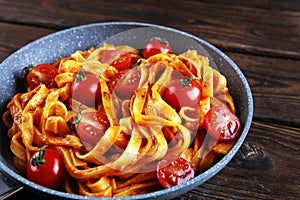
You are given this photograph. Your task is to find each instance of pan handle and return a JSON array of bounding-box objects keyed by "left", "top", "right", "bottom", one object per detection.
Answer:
[{"left": 0, "top": 171, "right": 23, "bottom": 200}]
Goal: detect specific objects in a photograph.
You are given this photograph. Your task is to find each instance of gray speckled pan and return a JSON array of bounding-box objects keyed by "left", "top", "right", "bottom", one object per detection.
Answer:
[{"left": 0, "top": 22, "right": 253, "bottom": 199}]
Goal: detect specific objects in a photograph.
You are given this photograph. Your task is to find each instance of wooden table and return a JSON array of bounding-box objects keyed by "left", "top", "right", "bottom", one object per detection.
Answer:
[{"left": 0, "top": 0, "right": 299, "bottom": 199}]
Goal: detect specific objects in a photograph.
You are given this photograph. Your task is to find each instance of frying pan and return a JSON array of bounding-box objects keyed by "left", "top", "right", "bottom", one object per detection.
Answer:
[{"left": 0, "top": 22, "right": 253, "bottom": 199}]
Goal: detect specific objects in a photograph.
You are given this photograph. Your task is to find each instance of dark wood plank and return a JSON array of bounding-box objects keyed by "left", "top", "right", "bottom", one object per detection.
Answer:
[
  {"left": 203, "top": 0, "right": 300, "bottom": 12},
  {"left": 0, "top": 22, "right": 56, "bottom": 61},
  {"left": 0, "top": 0, "right": 299, "bottom": 59},
  {"left": 226, "top": 52, "right": 300, "bottom": 126}
]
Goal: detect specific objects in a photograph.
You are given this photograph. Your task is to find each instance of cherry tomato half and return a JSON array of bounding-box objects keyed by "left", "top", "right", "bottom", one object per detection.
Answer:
[
  {"left": 27, "top": 147, "right": 66, "bottom": 189},
  {"left": 157, "top": 156, "right": 195, "bottom": 189},
  {"left": 114, "top": 69, "right": 141, "bottom": 99},
  {"left": 24, "top": 63, "right": 58, "bottom": 89},
  {"left": 75, "top": 111, "right": 110, "bottom": 147},
  {"left": 204, "top": 106, "right": 241, "bottom": 141},
  {"left": 163, "top": 76, "right": 201, "bottom": 110},
  {"left": 99, "top": 50, "right": 132, "bottom": 71},
  {"left": 71, "top": 71, "right": 101, "bottom": 108},
  {"left": 143, "top": 37, "right": 172, "bottom": 59}
]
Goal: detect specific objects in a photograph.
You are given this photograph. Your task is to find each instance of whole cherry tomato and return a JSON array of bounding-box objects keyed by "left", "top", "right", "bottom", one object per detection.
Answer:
[
  {"left": 204, "top": 106, "right": 241, "bottom": 141},
  {"left": 114, "top": 69, "right": 141, "bottom": 99},
  {"left": 99, "top": 50, "right": 132, "bottom": 71},
  {"left": 27, "top": 146, "right": 66, "bottom": 189},
  {"left": 24, "top": 63, "right": 58, "bottom": 89},
  {"left": 143, "top": 37, "right": 172, "bottom": 59},
  {"left": 71, "top": 71, "right": 101, "bottom": 108},
  {"left": 157, "top": 156, "right": 195, "bottom": 189},
  {"left": 75, "top": 111, "right": 110, "bottom": 147},
  {"left": 163, "top": 76, "right": 201, "bottom": 110}
]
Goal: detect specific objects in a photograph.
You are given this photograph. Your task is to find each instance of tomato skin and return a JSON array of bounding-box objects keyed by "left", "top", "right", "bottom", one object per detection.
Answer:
[
  {"left": 157, "top": 156, "right": 195, "bottom": 189},
  {"left": 25, "top": 64, "right": 58, "bottom": 89},
  {"left": 143, "top": 37, "right": 172, "bottom": 59},
  {"left": 75, "top": 111, "right": 110, "bottom": 147},
  {"left": 71, "top": 71, "right": 101, "bottom": 107},
  {"left": 163, "top": 79, "right": 201, "bottom": 110},
  {"left": 99, "top": 50, "right": 132, "bottom": 71},
  {"left": 113, "top": 131, "right": 130, "bottom": 150},
  {"left": 27, "top": 148, "right": 66, "bottom": 189},
  {"left": 110, "top": 53, "right": 132, "bottom": 71},
  {"left": 204, "top": 106, "right": 241, "bottom": 141},
  {"left": 114, "top": 69, "right": 141, "bottom": 99}
]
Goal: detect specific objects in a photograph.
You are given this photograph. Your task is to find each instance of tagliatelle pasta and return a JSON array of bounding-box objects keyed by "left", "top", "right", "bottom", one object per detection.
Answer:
[{"left": 2, "top": 42, "right": 240, "bottom": 197}]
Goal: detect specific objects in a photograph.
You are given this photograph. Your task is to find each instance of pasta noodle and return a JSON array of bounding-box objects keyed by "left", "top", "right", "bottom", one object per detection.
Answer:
[{"left": 2, "top": 42, "right": 239, "bottom": 197}]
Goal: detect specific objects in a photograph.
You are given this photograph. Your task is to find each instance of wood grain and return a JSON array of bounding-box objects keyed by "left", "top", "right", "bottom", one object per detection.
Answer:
[
  {"left": 0, "top": 0, "right": 299, "bottom": 59},
  {"left": 227, "top": 52, "right": 300, "bottom": 126},
  {"left": 0, "top": 0, "right": 299, "bottom": 199},
  {"left": 0, "top": 22, "right": 56, "bottom": 61}
]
